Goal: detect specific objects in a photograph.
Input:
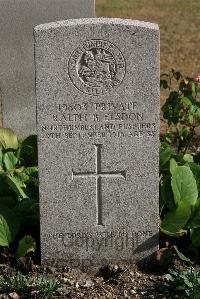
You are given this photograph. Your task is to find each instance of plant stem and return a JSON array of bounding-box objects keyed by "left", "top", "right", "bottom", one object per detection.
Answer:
[{"left": 184, "top": 126, "right": 196, "bottom": 154}]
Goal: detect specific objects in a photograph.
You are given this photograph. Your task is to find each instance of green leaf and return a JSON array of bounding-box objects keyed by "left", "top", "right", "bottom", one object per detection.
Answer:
[
  {"left": 173, "top": 246, "right": 191, "bottom": 263},
  {"left": 0, "top": 128, "right": 18, "bottom": 150},
  {"left": 180, "top": 97, "right": 192, "bottom": 107},
  {"left": 187, "top": 114, "right": 194, "bottom": 125},
  {"left": 16, "top": 235, "right": 36, "bottom": 258},
  {"left": 161, "top": 201, "right": 191, "bottom": 235},
  {"left": 0, "top": 150, "right": 3, "bottom": 171},
  {"left": 24, "top": 167, "right": 38, "bottom": 177},
  {"left": 169, "top": 158, "right": 178, "bottom": 175},
  {"left": 160, "top": 144, "right": 173, "bottom": 169},
  {"left": 172, "top": 166, "right": 198, "bottom": 206},
  {"left": 190, "top": 228, "right": 200, "bottom": 247},
  {"left": 183, "top": 154, "right": 194, "bottom": 163},
  {"left": 161, "top": 174, "right": 175, "bottom": 211},
  {"left": 16, "top": 169, "right": 30, "bottom": 184},
  {"left": 194, "top": 105, "right": 200, "bottom": 123},
  {"left": 189, "top": 163, "right": 200, "bottom": 195},
  {"left": 189, "top": 200, "right": 200, "bottom": 228},
  {"left": 191, "top": 82, "right": 196, "bottom": 93},
  {"left": 0, "top": 205, "right": 19, "bottom": 246},
  {"left": 3, "top": 152, "right": 18, "bottom": 170},
  {"left": 6, "top": 174, "right": 27, "bottom": 199}
]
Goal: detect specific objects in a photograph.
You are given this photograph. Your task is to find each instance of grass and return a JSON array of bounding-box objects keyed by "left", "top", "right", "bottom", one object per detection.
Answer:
[
  {"left": 96, "top": 0, "right": 200, "bottom": 78},
  {"left": 164, "top": 268, "right": 200, "bottom": 298},
  {"left": 0, "top": 272, "right": 65, "bottom": 298}
]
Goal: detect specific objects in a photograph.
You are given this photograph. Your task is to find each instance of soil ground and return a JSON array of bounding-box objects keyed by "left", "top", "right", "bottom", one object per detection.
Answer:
[
  {"left": 96, "top": 0, "right": 200, "bottom": 78},
  {"left": 96, "top": 0, "right": 200, "bottom": 135},
  {"left": 0, "top": 257, "right": 189, "bottom": 299}
]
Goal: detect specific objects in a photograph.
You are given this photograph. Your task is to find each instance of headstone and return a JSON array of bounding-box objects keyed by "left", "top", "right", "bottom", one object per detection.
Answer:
[
  {"left": 35, "top": 18, "right": 160, "bottom": 269},
  {"left": 0, "top": 0, "right": 95, "bottom": 136}
]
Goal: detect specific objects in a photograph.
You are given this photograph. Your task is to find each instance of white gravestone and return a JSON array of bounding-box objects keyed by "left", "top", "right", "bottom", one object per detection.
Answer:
[{"left": 34, "top": 18, "right": 160, "bottom": 269}]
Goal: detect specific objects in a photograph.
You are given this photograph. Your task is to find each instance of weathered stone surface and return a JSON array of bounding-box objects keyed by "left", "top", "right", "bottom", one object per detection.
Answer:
[
  {"left": 35, "top": 18, "right": 160, "bottom": 269},
  {"left": 0, "top": 0, "right": 95, "bottom": 136}
]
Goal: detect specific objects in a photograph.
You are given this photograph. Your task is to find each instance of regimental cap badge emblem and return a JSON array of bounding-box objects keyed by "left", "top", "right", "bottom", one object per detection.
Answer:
[{"left": 68, "top": 39, "right": 126, "bottom": 96}]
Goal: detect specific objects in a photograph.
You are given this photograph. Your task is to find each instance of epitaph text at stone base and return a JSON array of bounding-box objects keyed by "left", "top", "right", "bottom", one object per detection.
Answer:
[{"left": 35, "top": 18, "right": 160, "bottom": 269}]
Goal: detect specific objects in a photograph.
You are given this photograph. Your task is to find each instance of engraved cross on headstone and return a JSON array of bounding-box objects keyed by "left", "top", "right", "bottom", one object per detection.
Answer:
[{"left": 72, "top": 144, "right": 126, "bottom": 226}]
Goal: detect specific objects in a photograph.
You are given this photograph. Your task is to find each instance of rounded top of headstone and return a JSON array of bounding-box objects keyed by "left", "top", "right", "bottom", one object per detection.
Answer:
[{"left": 34, "top": 17, "right": 159, "bottom": 33}]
